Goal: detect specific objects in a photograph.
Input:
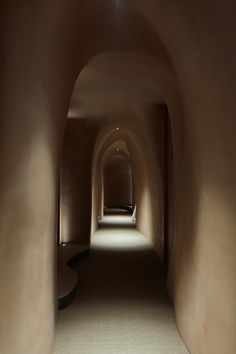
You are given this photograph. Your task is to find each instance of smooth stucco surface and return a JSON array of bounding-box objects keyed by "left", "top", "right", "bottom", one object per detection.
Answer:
[{"left": 1, "top": 1, "right": 236, "bottom": 354}]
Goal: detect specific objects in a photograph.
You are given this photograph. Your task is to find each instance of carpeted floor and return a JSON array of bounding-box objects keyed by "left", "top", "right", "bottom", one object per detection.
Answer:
[{"left": 54, "top": 221, "right": 189, "bottom": 354}]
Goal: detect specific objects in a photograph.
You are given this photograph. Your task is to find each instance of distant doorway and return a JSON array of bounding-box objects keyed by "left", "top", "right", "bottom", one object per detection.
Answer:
[{"left": 102, "top": 154, "right": 135, "bottom": 223}]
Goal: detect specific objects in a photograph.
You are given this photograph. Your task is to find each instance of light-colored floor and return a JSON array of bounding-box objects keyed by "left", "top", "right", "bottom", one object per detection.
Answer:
[{"left": 54, "top": 218, "right": 189, "bottom": 354}]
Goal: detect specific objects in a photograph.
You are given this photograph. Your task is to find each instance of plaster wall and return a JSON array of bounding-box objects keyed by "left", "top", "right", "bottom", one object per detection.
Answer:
[
  {"left": 144, "top": 106, "right": 173, "bottom": 264},
  {"left": 1, "top": 1, "right": 236, "bottom": 354},
  {"left": 0, "top": 2, "right": 85, "bottom": 353},
  {"left": 60, "top": 120, "right": 101, "bottom": 245},
  {"left": 134, "top": 2, "right": 236, "bottom": 353}
]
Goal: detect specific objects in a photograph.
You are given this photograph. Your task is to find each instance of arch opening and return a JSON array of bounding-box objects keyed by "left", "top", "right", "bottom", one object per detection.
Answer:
[{"left": 103, "top": 152, "right": 135, "bottom": 217}]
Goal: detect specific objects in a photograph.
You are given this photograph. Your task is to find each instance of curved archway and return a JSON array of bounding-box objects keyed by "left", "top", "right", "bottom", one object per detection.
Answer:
[
  {"left": 2, "top": 3, "right": 236, "bottom": 353},
  {"left": 69, "top": 51, "right": 183, "bottom": 265},
  {"left": 91, "top": 122, "right": 165, "bottom": 261},
  {"left": 103, "top": 153, "right": 134, "bottom": 213}
]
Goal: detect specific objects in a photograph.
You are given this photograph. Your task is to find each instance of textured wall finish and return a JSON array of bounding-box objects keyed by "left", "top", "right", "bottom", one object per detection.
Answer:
[
  {"left": 134, "top": 2, "right": 236, "bottom": 353},
  {"left": 1, "top": 0, "right": 236, "bottom": 354},
  {"left": 0, "top": 2, "right": 84, "bottom": 353}
]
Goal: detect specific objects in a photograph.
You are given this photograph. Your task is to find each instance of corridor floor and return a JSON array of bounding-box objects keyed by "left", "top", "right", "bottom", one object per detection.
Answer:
[{"left": 54, "top": 219, "right": 189, "bottom": 354}]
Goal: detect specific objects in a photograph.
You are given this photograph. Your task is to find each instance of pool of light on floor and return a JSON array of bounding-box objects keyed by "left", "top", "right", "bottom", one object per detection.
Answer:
[
  {"left": 91, "top": 227, "right": 151, "bottom": 251},
  {"left": 98, "top": 215, "right": 135, "bottom": 227}
]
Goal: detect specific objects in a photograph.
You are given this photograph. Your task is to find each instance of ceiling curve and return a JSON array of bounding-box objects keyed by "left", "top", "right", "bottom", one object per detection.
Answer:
[{"left": 68, "top": 52, "right": 175, "bottom": 119}]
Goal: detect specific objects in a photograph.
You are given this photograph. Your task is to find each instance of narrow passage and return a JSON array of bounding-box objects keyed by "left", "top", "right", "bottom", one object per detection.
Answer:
[{"left": 54, "top": 217, "right": 189, "bottom": 354}]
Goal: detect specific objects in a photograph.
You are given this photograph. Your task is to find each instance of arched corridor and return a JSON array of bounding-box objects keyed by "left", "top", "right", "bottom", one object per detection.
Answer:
[{"left": 1, "top": 1, "right": 236, "bottom": 354}]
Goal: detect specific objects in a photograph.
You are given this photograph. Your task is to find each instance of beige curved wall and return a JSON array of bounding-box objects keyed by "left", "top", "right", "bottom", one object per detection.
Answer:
[
  {"left": 134, "top": 2, "right": 236, "bottom": 353},
  {"left": 60, "top": 119, "right": 101, "bottom": 244},
  {"left": 0, "top": 2, "right": 85, "bottom": 353},
  {"left": 1, "top": 1, "right": 236, "bottom": 354}
]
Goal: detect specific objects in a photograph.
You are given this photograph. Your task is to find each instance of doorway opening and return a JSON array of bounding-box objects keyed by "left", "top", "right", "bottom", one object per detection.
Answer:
[{"left": 100, "top": 152, "right": 136, "bottom": 228}]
